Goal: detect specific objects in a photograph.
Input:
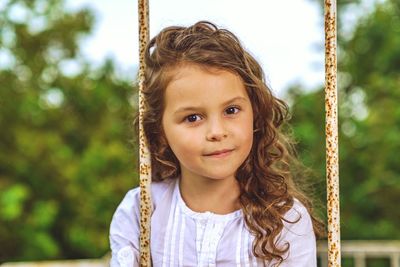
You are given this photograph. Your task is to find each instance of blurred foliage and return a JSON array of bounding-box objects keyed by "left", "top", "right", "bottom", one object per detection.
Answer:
[
  {"left": 0, "top": 0, "right": 138, "bottom": 262},
  {"left": 289, "top": 0, "right": 400, "bottom": 242}
]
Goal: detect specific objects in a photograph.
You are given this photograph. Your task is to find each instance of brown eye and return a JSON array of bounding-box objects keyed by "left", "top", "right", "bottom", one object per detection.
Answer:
[
  {"left": 185, "top": 114, "right": 201, "bottom": 123},
  {"left": 225, "top": 106, "right": 240, "bottom": 115}
]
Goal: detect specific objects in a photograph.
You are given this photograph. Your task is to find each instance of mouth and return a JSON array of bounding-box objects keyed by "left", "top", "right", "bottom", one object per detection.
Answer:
[{"left": 204, "top": 149, "right": 234, "bottom": 157}]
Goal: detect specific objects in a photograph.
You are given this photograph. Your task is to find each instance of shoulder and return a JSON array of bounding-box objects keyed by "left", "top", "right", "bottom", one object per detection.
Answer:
[
  {"left": 281, "top": 198, "right": 314, "bottom": 235},
  {"left": 128, "top": 178, "right": 175, "bottom": 201},
  {"left": 275, "top": 199, "right": 317, "bottom": 266},
  {"left": 109, "top": 179, "right": 177, "bottom": 265},
  {"left": 111, "top": 178, "right": 176, "bottom": 220},
  {"left": 284, "top": 199, "right": 310, "bottom": 223},
  {"left": 110, "top": 180, "right": 175, "bottom": 245},
  {"left": 275, "top": 199, "right": 316, "bottom": 250},
  {"left": 151, "top": 178, "right": 176, "bottom": 209}
]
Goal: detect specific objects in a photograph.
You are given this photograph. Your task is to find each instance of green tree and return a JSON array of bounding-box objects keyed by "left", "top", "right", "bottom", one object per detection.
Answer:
[
  {"left": 0, "top": 0, "right": 138, "bottom": 262},
  {"left": 289, "top": 0, "right": 400, "bottom": 242}
]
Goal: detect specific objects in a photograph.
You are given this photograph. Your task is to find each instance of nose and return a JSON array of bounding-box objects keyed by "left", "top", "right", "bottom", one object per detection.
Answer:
[{"left": 205, "top": 117, "right": 228, "bottom": 141}]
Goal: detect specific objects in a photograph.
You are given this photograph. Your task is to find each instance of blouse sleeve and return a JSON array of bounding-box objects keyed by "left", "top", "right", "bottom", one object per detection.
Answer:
[
  {"left": 109, "top": 188, "right": 141, "bottom": 267},
  {"left": 274, "top": 200, "right": 317, "bottom": 267}
]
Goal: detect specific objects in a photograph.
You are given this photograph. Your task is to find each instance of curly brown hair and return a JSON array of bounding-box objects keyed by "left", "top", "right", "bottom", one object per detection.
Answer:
[{"left": 139, "top": 21, "right": 325, "bottom": 264}]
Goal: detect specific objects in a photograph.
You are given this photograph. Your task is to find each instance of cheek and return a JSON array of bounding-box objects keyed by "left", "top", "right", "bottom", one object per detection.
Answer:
[
  {"left": 163, "top": 125, "right": 203, "bottom": 156},
  {"left": 166, "top": 132, "right": 203, "bottom": 170},
  {"left": 244, "top": 125, "right": 254, "bottom": 150},
  {"left": 241, "top": 112, "right": 254, "bottom": 142}
]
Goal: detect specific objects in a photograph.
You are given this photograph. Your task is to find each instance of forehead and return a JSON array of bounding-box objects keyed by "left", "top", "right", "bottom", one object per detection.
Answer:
[{"left": 164, "top": 64, "right": 248, "bottom": 109}]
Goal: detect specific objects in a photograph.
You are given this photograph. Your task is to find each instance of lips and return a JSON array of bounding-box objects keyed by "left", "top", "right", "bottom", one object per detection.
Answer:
[{"left": 204, "top": 149, "right": 234, "bottom": 156}]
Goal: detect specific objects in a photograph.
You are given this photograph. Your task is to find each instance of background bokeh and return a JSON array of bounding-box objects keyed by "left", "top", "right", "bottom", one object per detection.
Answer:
[{"left": 0, "top": 0, "right": 399, "bottom": 266}]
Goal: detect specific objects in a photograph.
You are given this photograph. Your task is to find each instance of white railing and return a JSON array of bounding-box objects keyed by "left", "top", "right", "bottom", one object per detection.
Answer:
[
  {"left": 2, "top": 240, "right": 400, "bottom": 267},
  {"left": 318, "top": 240, "right": 400, "bottom": 267}
]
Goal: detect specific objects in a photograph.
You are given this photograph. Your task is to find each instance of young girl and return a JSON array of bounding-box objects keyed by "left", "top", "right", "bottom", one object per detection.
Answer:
[{"left": 110, "top": 21, "right": 324, "bottom": 267}]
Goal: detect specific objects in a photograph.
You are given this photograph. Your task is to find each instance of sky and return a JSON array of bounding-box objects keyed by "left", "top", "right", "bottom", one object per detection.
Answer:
[{"left": 67, "top": 0, "right": 327, "bottom": 96}]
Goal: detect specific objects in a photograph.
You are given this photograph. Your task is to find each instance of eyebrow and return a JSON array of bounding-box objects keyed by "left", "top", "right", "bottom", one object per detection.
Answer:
[{"left": 173, "top": 96, "right": 248, "bottom": 115}]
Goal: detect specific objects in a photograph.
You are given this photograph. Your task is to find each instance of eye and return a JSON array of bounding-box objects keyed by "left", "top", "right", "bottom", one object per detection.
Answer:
[
  {"left": 225, "top": 106, "right": 240, "bottom": 115},
  {"left": 185, "top": 114, "right": 202, "bottom": 123}
]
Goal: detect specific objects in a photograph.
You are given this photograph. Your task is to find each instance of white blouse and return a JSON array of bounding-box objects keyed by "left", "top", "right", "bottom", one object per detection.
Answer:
[{"left": 109, "top": 178, "right": 316, "bottom": 267}]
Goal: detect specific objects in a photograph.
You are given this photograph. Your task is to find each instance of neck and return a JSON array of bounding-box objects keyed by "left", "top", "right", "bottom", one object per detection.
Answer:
[{"left": 179, "top": 172, "right": 241, "bottom": 215}]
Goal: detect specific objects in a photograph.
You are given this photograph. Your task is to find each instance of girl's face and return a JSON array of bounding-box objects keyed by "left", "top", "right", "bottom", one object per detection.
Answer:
[{"left": 162, "top": 64, "right": 253, "bottom": 183}]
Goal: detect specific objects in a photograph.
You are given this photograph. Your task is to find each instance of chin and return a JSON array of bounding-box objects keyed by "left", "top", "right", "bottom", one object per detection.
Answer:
[{"left": 204, "top": 172, "right": 237, "bottom": 181}]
